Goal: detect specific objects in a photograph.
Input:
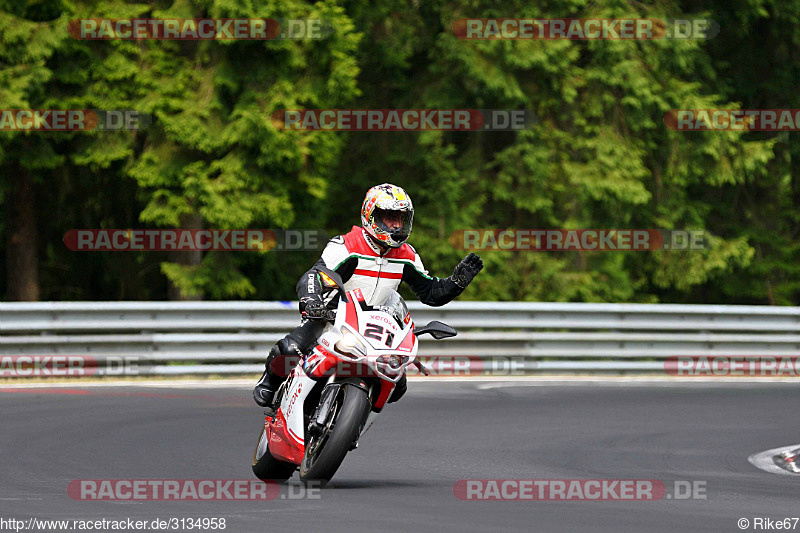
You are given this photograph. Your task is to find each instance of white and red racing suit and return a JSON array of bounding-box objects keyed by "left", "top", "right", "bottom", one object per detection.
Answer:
[{"left": 297, "top": 225, "right": 465, "bottom": 309}]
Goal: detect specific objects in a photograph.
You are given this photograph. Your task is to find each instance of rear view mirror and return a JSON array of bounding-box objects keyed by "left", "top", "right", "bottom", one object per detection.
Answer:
[{"left": 413, "top": 320, "right": 457, "bottom": 339}]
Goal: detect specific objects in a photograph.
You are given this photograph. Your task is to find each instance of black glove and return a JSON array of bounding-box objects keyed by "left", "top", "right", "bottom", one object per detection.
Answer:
[
  {"left": 451, "top": 252, "right": 483, "bottom": 289},
  {"left": 300, "top": 296, "right": 328, "bottom": 320}
]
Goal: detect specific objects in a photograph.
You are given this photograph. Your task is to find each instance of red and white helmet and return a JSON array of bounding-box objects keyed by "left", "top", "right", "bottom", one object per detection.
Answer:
[{"left": 361, "top": 183, "right": 414, "bottom": 248}]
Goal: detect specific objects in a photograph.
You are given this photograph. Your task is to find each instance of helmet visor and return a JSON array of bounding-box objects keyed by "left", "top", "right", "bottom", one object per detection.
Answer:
[{"left": 373, "top": 208, "right": 413, "bottom": 243}]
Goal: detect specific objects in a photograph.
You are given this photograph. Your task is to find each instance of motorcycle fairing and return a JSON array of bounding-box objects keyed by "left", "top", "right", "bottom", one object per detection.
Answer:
[{"left": 265, "top": 365, "right": 315, "bottom": 465}]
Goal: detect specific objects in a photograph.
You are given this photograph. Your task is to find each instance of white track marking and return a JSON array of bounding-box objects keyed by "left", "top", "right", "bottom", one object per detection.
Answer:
[
  {"left": 475, "top": 378, "right": 800, "bottom": 389},
  {"left": 748, "top": 445, "right": 800, "bottom": 477}
]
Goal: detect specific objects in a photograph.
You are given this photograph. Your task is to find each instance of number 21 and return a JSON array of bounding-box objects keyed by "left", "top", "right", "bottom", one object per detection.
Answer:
[{"left": 364, "top": 323, "right": 395, "bottom": 347}]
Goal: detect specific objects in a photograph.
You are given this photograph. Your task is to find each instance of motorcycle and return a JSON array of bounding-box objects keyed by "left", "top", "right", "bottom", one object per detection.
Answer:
[{"left": 251, "top": 267, "right": 457, "bottom": 485}]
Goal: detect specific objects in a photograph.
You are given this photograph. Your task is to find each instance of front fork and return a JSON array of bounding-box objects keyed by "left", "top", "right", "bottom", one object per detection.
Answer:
[
  {"left": 307, "top": 378, "right": 341, "bottom": 437},
  {"left": 307, "top": 376, "right": 380, "bottom": 449}
]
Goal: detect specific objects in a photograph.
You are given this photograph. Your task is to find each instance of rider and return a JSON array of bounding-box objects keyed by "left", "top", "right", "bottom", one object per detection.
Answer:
[{"left": 253, "top": 183, "right": 484, "bottom": 407}]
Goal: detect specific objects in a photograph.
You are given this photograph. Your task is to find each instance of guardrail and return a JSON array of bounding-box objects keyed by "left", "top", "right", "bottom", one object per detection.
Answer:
[{"left": 0, "top": 301, "right": 798, "bottom": 376}]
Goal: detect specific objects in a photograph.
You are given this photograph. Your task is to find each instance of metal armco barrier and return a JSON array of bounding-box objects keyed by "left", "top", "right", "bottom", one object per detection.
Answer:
[{"left": 0, "top": 301, "right": 798, "bottom": 375}]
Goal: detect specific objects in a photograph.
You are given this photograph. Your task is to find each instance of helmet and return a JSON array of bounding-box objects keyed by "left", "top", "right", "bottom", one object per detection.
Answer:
[{"left": 361, "top": 183, "right": 414, "bottom": 248}]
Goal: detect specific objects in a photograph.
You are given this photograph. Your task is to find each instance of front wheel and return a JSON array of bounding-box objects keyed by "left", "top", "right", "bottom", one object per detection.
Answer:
[
  {"left": 299, "top": 384, "right": 369, "bottom": 486},
  {"left": 252, "top": 425, "right": 296, "bottom": 483}
]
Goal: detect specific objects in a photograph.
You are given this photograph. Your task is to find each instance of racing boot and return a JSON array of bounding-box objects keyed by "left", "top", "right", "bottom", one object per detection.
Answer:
[{"left": 253, "top": 337, "right": 303, "bottom": 407}]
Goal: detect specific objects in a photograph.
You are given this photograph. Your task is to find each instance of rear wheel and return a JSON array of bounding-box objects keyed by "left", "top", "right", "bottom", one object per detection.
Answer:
[
  {"left": 251, "top": 425, "right": 296, "bottom": 483},
  {"left": 299, "top": 384, "right": 369, "bottom": 486}
]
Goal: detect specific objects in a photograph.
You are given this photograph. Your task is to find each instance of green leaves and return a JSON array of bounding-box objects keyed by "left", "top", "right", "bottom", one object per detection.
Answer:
[{"left": 0, "top": 0, "right": 796, "bottom": 303}]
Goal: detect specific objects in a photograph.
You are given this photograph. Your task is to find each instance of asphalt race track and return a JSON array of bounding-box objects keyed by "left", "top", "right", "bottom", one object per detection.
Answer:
[{"left": 1, "top": 379, "right": 799, "bottom": 533}]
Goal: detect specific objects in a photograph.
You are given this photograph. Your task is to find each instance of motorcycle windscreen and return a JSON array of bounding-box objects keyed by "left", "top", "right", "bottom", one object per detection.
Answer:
[{"left": 372, "top": 290, "right": 410, "bottom": 329}]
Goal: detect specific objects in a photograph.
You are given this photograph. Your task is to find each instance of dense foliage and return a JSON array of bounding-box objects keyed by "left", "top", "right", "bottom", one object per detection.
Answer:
[{"left": 1, "top": 0, "right": 797, "bottom": 304}]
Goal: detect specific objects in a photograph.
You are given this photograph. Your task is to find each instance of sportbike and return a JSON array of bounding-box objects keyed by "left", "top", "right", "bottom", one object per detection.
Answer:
[{"left": 251, "top": 267, "right": 456, "bottom": 485}]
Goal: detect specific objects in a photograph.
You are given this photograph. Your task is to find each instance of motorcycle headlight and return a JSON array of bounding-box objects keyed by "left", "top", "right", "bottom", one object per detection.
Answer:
[
  {"left": 335, "top": 329, "right": 368, "bottom": 358},
  {"left": 376, "top": 354, "right": 408, "bottom": 370}
]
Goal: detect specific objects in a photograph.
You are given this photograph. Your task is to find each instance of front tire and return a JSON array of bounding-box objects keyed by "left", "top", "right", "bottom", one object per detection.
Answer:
[
  {"left": 299, "top": 384, "right": 369, "bottom": 485},
  {"left": 252, "top": 426, "right": 296, "bottom": 483}
]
